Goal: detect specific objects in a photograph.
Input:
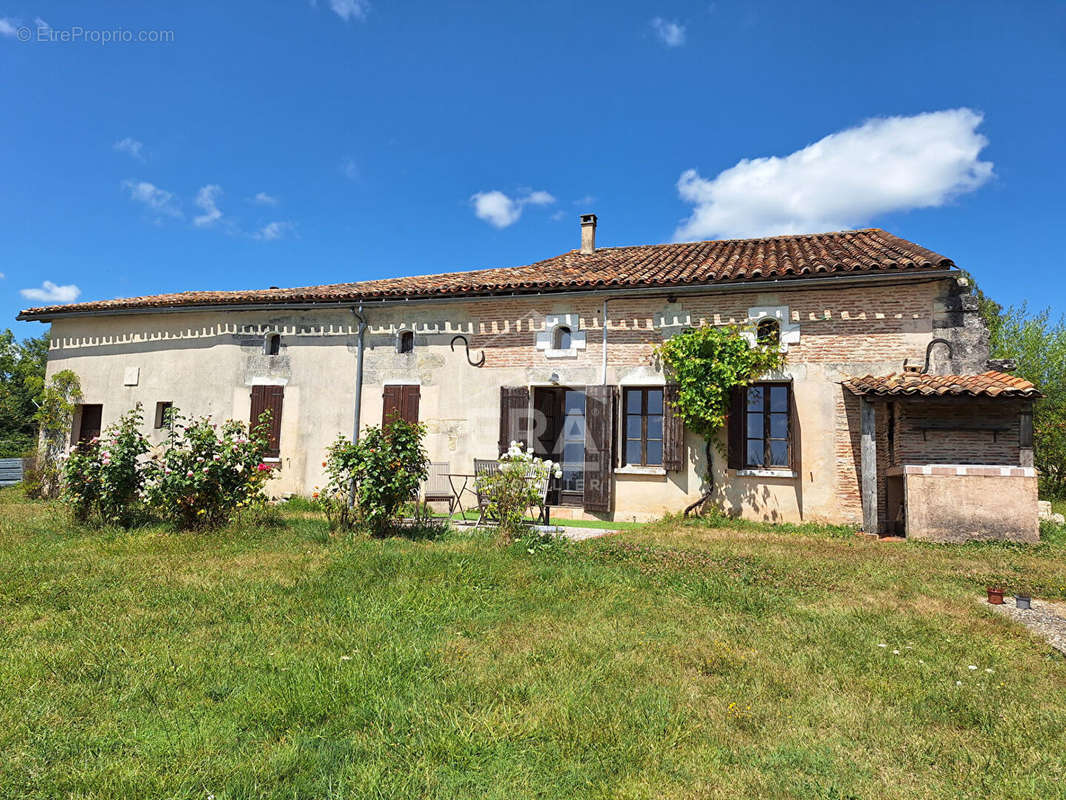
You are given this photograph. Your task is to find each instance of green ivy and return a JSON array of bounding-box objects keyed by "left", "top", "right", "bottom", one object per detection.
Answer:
[{"left": 656, "top": 325, "right": 785, "bottom": 439}]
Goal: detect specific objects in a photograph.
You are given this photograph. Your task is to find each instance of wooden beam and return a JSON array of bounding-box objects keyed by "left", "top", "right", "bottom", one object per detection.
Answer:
[{"left": 861, "top": 398, "right": 879, "bottom": 534}]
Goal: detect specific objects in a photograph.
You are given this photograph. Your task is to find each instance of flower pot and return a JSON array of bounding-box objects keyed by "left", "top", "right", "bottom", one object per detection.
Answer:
[
  {"left": 1015, "top": 595, "right": 1032, "bottom": 610},
  {"left": 987, "top": 587, "right": 1005, "bottom": 605}
]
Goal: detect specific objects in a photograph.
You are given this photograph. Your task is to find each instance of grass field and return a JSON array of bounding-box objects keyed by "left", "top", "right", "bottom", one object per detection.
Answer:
[{"left": 2, "top": 489, "right": 1065, "bottom": 799}]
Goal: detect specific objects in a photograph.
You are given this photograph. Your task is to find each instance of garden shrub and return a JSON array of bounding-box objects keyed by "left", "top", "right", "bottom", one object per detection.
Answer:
[
  {"left": 477, "top": 441, "right": 561, "bottom": 542},
  {"left": 30, "top": 369, "right": 82, "bottom": 499},
  {"left": 144, "top": 411, "right": 272, "bottom": 530},
  {"left": 318, "top": 418, "right": 429, "bottom": 535},
  {"left": 63, "top": 406, "right": 149, "bottom": 527}
]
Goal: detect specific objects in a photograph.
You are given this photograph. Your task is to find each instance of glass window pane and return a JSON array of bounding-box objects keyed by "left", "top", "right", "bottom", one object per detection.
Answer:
[
  {"left": 770, "top": 385, "right": 789, "bottom": 412},
  {"left": 626, "top": 389, "right": 642, "bottom": 411},
  {"left": 646, "top": 415, "right": 663, "bottom": 440},
  {"left": 626, "top": 440, "right": 643, "bottom": 465},
  {"left": 769, "top": 440, "right": 789, "bottom": 467},
  {"left": 562, "top": 467, "right": 583, "bottom": 492},
  {"left": 747, "top": 413, "right": 763, "bottom": 439},
  {"left": 646, "top": 390, "right": 663, "bottom": 414},
  {"left": 747, "top": 386, "right": 764, "bottom": 411},
  {"left": 770, "top": 413, "right": 788, "bottom": 439},
  {"left": 746, "top": 440, "right": 765, "bottom": 467},
  {"left": 626, "top": 415, "right": 643, "bottom": 438},
  {"left": 563, "top": 442, "right": 584, "bottom": 465},
  {"left": 563, "top": 416, "right": 585, "bottom": 440},
  {"left": 564, "top": 390, "right": 585, "bottom": 415},
  {"left": 646, "top": 440, "right": 663, "bottom": 466}
]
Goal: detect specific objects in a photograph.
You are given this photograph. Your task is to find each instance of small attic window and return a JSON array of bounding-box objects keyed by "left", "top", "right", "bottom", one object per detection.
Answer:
[
  {"left": 264, "top": 333, "right": 281, "bottom": 356},
  {"left": 398, "top": 330, "right": 414, "bottom": 354},
  {"left": 756, "top": 318, "right": 780, "bottom": 347},
  {"left": 553, "top": 325, "right": 572, "bottom": 350}
]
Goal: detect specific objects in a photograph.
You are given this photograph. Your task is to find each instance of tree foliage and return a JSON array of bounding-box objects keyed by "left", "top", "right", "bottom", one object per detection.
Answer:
[
  {"left": 988, "top": 305, "right": 1066, "bottom": 498},
  {"left": 26, "top": 369, "right": 82, "bottom": 498},
  {"left": 0, "top": 329, "right": 50, "bottom": 457}
]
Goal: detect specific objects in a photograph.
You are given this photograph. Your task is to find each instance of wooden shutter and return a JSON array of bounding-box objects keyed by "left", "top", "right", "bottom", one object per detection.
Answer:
[
  {"left": 788, "top": 384, "right": 800, "bottom": 473},
  {"left": 499, "top": 386, "right": 530, "bottom": 454},
  {"left": 663, "top": 383, "right": 684, "bottom": 471},
  {"left": 250, "top": 386, "right": 284, "bottom": 458},
  {"left": 583, "top": 385, "right": 615, "bottom": 513},
  {"left": 382, "top": 385, "right": 403, "bottom": 425},
  {"left": 726, "top": 386, "right": 745, "bottom": 470},
  {"left": 400, "top": 385, "right": 420, "bottom": 424}
]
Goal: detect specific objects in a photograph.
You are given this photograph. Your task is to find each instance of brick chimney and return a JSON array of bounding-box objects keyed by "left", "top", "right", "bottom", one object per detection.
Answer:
[{"left": 580, "top": 213, "right": 597, "bottom": 254}]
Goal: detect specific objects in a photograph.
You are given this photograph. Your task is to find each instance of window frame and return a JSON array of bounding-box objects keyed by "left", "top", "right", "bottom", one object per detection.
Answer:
[
  {"left": 622, "top": 387, "right": 665, "bottom": 467},
  {"left": 756, "top": 317, "right": 780, "bottom": 347},
  {"left": 264, "top": 332, "right": 281, "bottom": 356},
  {"left": 153, "top": 401, "right": 174, "bottom": 430},
  {"left": 397, "top": 330, "right": 414, "bottom": 354},
  {"left": 552, "top": 325, "right": 572, "bottom": 350},
  {"left": 742, "top": 382, "right": 792, "bottom": 469}
]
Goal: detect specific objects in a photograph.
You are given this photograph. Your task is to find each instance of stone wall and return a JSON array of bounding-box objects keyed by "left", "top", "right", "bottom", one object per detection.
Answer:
[{"left": 43, "top": 274, "right": 963, "bottom": 523}]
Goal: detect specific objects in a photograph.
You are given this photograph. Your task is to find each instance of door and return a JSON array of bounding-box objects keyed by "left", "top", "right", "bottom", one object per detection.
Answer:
[{"left": 531, "top": 387, "right": 586, "bottom": 506}]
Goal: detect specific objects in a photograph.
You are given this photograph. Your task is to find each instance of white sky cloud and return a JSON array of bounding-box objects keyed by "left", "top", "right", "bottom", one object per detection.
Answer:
[
  {"left": 20, "top": 281, "right": 81, "bottom": 304},
  {"left": 674, "top": 108, "right": 994, "bottom": 241},
  {"left": 253, "top": 221, "right": 294, "bottom": 241},
  {"left": 251, "top": 191, "right": 279, "bottom": 206},
  {"left": 122, "top": 179, "right": 182, "bottom": 218},
  {"left": 329, "top": 0, "right": 369, "bottom": 21},
  {"left": 471, "top": 189, "right": 556, "bottom": 228},
  {"left": 0, "top": 18, "right": 18, "bottom": 36},
  {"left": 113, "top": 137, "right": 145, "bottom": 162},
  {"left": 651, "top": 17, "right": 685, "bottom": 47},
  {"left": 192, "top": 184, "right": 223, "bottom": 227}
]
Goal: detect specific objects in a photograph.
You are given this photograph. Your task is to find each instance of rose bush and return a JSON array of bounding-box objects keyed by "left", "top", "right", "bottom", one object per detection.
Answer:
[
  {"left": 318, "top": 418, "right": 429, "bottom": 535},
  {"left": 477, "top": 441, "right": 561, "bottom": 541},
  {"left": 144, "top": 411, "right": 272, "bottom": 529},
  {"left": 63, "top": 405, "right": 149, "bottom": 527}
]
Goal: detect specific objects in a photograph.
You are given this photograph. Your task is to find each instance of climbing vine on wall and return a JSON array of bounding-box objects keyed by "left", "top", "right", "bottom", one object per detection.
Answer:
[{"left": 656, "top": 325, "right": 785, "bottom": 514}]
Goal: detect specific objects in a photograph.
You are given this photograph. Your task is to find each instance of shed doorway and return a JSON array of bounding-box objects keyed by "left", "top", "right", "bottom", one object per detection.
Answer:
[{"left": 532, "top": 387, "right": 586, "bottom": 506}]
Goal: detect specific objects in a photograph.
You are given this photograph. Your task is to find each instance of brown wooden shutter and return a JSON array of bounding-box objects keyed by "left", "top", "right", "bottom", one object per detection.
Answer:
[
  {"left": 250, "top": 386, "right": 284, "bottom": 458},
  {"left": 400, "top": 385, "right": 420, "bottom": 424},
  {"left": 663, "top": 383, "right": 684, "bottom": 471},
  {"left": 382, "top": 385, "right": 403, "bottom": 425},
  {"left": 726, "top": 385, "right": 745, "bottom": 470},
  {"left": 583, "top": 385, "right": 615, "bottom": 513},
  {"left": 499, "top": 386, "right": 530, "bottom": 454}
]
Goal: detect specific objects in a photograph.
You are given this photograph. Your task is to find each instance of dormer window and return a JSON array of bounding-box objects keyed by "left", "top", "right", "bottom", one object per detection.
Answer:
[
  {"left": 264, "top": 333, "right": 281, "bottom": 356},
  {"left": 553, "top": 326, "right": 572, "bottom": 350},
  {"left": 398, "top": 330, "right": 414, "bottom": 353},
  {"left": 756, "top": 318, "right": 780, "bottom": 347}
]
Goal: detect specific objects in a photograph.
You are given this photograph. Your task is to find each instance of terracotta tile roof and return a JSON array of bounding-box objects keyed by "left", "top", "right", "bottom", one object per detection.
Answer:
[
  {"left": 842, "top": 371, "right": 1042, "bottom": 399},
  {"left": 18, "top": 227, "right": 955, "bottom": 319}
]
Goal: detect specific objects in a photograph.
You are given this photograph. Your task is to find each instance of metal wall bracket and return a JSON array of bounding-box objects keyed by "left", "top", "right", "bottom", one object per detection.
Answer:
[{"left": 450, "top": 334, "right": 485, "bottom": 367}]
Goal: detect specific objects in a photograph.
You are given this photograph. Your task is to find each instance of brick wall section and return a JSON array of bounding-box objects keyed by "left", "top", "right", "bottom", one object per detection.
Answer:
[{"left": 894, "top": 400, "right": 1022, "bottom": 466}]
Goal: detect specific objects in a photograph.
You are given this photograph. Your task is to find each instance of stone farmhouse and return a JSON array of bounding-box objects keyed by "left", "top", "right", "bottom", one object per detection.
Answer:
[{"left": 18, "top": 217, "right": 1042, "bottom": 541}]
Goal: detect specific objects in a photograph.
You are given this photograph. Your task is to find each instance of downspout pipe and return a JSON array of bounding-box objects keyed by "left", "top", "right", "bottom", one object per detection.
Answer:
[{"left": 352, "top": 304, "right": 367, "bottom": 442}]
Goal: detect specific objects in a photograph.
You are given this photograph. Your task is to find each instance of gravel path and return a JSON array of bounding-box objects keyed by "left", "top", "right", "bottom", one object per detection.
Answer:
[{"left": 986, "top": 597, "right": 1066, "bottom": 655}]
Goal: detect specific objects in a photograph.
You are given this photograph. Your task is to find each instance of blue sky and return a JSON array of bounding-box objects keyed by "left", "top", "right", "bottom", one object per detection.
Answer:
[{"left": 2, "top": 0, "right": 1065, "bottom": 336}]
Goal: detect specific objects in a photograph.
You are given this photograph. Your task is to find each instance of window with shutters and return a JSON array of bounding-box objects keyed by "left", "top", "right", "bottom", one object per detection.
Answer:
[
  {"left": 622, "top": 388, "right": 664, "bottom": 467},
  {"left": 382, "top": 384, "right": 420, "bottom": 425},
  {"left": 250, "top": 386, "right": 284, "bottom": 459},
  {"left": 742, "top": 383, "right": 791, "bottom": 469}
]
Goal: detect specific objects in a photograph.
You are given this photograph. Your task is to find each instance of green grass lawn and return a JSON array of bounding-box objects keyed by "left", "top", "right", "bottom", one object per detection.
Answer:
[{"left": 2, "top": 490, "right": 1065, "bottom": 799}]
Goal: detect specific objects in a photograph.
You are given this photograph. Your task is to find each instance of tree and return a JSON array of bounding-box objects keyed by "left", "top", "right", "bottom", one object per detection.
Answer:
[
  {"left": 0, "top": 329, "right": 50, "bottom": 457},
  {"left": 656, "top": 325, "right": 785, "bottom": 515},
  {"left": 988, "top": 305, "right": 1066, "bottom": 498},
  {"left": 29, "top": 369, "right": 82, "bottom": 498}
]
